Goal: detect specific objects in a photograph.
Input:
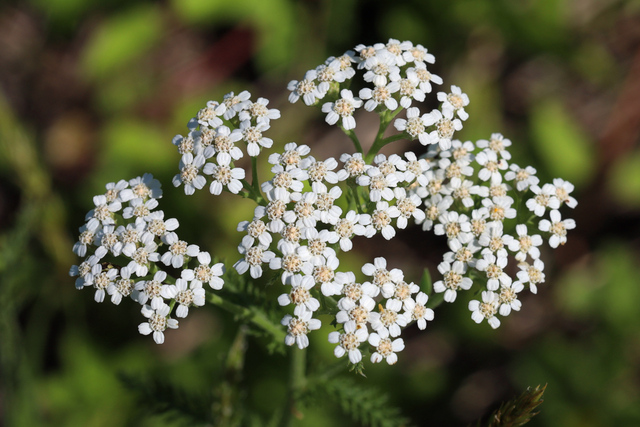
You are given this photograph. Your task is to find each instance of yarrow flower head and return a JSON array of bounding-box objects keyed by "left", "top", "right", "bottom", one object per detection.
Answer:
[
  {"left": 71, "top": 39, "right": 577, "bottom": 375},
  {"left": 321, "top": 89, "right": 363, "bottom": 130},
  {"left": 138, "top": 299, "right": 179, "bottom": 344}
]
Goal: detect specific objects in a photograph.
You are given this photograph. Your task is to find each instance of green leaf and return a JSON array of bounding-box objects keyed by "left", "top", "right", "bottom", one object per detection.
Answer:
[
  {"left": 119, "top": 373, "right": 212, "bottom": 425},
  {"left": 608, "top": 149, "right": 640, "bottom": 208},
  {"left": 94, "top": 72, "right": 155, "bottom": 114},
  {"left": 556, "top": 241, "right": 640, "bottom": 333},
  {"left": 81, "top": 5, "right": 163, "bottom": 81},
  {"left": 531, "top": 99, "right": 595, "bottom": 186},
  {"left": 97, "top": 119, "right": 174, "bottom": 182},
  {"left": 382, "top": 8, "right": 429, "bottom": 44},
  {"left": 42, "top": 333, "right": 147, "bottom": 427},
  {"left": 420, "top": 268, "right": 433, "bottom": 295},
  {"left": 310, "top": 377, "right": 410, "bottom": 427}
]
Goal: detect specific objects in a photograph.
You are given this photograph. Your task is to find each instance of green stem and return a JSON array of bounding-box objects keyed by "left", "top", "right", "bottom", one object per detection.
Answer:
[
  {"left": 364, "top": 107, "right": 403, "bottom": 163},
  {"left": 241, "top": 179, "right": 266, "bottom": 205},
  {"left": 347, "top": 182, "right": 364, "bottom": 214},
  {"left": 206, "top": 293, "right": 286, "bottom": 343},
  {"left": 343, "top": 128, "right": 363, "bottom": 154},
  {"left": 525, "top": 213, "right": 537, "bottom": 226},
  {"left": 251, "top": 156, "right": 268, "bottom": 204},
  {"left": 314, "top": 287, "right": 339, "bottom": 316},
  {"left": 366, "top": 134, "right": 406, "bottom": 163},
  {"left": 251, "top": 156, "right": 260, "bottom": 190},
  {"left": 212, "top": 325, "right": 248, "bottom": 426},
  {"left": 281, "top": 347, "right": 307, "bottom": 427}
]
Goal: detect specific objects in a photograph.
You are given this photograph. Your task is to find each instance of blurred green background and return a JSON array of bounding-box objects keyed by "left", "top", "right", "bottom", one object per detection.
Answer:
[{"left": 1, "top": 0, "right": 640, "bottom": 425}]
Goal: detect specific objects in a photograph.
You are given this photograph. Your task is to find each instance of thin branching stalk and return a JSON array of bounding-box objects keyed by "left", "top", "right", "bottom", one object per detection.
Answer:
[
  {"left": 207, "top": 293, "right": 286, "bottom": 343},
  {"left": 281, "top": 347, "right": 307, "bottom": 427}
]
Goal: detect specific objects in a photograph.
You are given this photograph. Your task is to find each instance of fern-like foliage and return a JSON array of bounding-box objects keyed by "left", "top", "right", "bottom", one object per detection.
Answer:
[
  {"left": 478, "top": 384, "right": 546, "bottom": 427},
  {"left": 118, "top": 372, "right": 213, "bottom": 426},
  {"left": 221, "top": 269, "right": 282, "bottom": 325},
  {"left": 214, "top": 268, "right": 286, "bottom": 354},
  {"left": 308, "top": 376, "right": 411, "bottom": 427}
]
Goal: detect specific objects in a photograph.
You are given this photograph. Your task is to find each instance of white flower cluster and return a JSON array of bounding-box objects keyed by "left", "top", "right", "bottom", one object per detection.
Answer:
[
  {"left": 287, "top": 38, "right": 467, "bottom": 152},
  {"left": 69, "top": 174, "right": 225, "bottom": 344},
  {"left": 172, "top": 91, "right": 280, "bottom": 195},
  {"left": 72, "top": 39, "right": 577, "bottom": 367},
  {"left": 413, "top": 135, "right": 577, "bottom": 329},
  {"left": 234, "top": 145, "right": 438, "bottom": 363},
  {"left": 275, "top": 40, "right": 574, "bottom": 362},
  {"left": 230, "top": 137, "right": 576, "bottom": 363}
]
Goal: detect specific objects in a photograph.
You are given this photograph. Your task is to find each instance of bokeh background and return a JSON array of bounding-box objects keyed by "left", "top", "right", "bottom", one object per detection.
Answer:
[{"left": 2, "top": 0, "right": 640, "bottom": 426}]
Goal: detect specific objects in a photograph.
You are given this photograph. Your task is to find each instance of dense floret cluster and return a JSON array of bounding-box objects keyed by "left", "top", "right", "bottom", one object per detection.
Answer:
[
  {"left": 71, "top": 39, "right": 576, "bottom": 366},
  {"left": 69, "top": 174, "right": 225, "bottom": 344}
]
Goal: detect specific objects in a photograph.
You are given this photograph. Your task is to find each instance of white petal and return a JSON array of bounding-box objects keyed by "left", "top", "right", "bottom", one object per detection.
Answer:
[{"left": 138, "top": 323, "right": 152, "bottom": 335}]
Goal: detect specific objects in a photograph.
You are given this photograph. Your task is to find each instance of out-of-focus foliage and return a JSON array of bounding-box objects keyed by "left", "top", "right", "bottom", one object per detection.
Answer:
[
  {"left": 170, "top": 0, "right": 296, "bottom": 72},
  {"left": 609, "top": 150, "right": 640, "bottom": 208},
  {"left": 1, "top": 0, "right": 639, "bottom": 425},
  {"left": 514, "top": 242, "right": 640, "bottom": 426},
  {"left": 81, "top": 5, "right": 164, "bottom": 81},
  {"left": 531, "top": 99, "right": 595, "bottom": 186}
]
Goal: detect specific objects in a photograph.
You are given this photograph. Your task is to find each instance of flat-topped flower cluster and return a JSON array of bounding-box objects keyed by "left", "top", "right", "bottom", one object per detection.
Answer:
[
  {"left": 70, "top": 39, "right": 576, "bottom": 367},
  {"left": 69, "top": 174, "right": 224, "bottom": 344}
]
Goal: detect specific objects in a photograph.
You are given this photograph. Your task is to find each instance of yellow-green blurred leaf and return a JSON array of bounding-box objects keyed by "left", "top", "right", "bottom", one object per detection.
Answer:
[
  {"left": 43, "top": 334, "right": 134, "bottom": 427},
  {"left": 531, "top": 99, "right": 595, "bottom": 186},
  {"left": 608, "top": 149, "right": 640, "bottom": 208},
  {"left": 94, "top": 71, "right": 155, "bottom": 114},
  {"left": 382, "top": 8, "right": 428, "bottom": 44},
  {"left": 454, "top": 73, "right": 503, "bottom": 142},
  {"left": 556, "top": 241, "right": 640, "bottom": 332},
  {"left": 96, "top": 119, "right": 174, "bottom": 186},
  {"left": 572, "top": 42, "right": 619, "bottom": 86},
  {"left": 81, "top": 5, "right": 163, "bottom": 81},
  {"left": 598, "top": 243, "right": 640, "bottom": 330},
  {"left": 555, "top": 263, "right": 603, "bottom": 317}
]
